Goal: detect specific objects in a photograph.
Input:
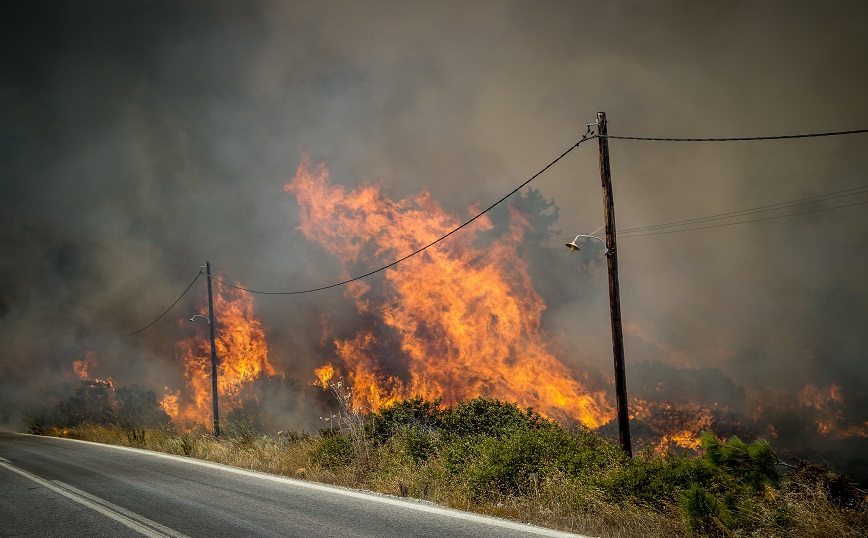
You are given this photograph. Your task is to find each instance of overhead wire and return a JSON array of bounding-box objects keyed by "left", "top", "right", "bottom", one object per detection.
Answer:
[
  {"left": 604, "top": 128, "right": 868, "bottom": 142},
  {"left": 124, "top": 270, "right": 203, "bottom": 337},
  {"left": 123, "top": 125, "right": 868, "bottom": 332},
  {"left": 604, "top": 128, "right": 868, "bottom": 237},
  {"left": 620, "top": 185, "right": 868, "bottom": 235},
  {"left": 211, "top": 133, "right": 596, "bottom": 295},
  {"left": 619, "top": 200, "right": 868, "bottom": 238},
  {"left": 213, "top": 127, "right": 868, "bottom": 293}
]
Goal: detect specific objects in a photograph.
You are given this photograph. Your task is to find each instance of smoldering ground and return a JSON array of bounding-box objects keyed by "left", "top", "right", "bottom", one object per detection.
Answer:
[{"left": 1, "top": 1, "right": 867, "bottom": 479}]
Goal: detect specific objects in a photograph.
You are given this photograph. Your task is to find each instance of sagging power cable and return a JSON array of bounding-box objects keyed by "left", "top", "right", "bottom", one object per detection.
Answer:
[
  {"left": 212, "top": 134, "right": 596, "bottom": 295},
  {"left": 125, "top": 270, "right": 203, "bottom": 336},
  {"left": 126, "top": 125, "right": 868, "bottom": 332}
]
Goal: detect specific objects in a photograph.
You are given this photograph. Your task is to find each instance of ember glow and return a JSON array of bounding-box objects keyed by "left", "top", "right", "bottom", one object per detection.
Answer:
[
  {"left": 286, "top": 157, "right": 614, "bottom": 427},
  {"left": 630, "top": 398, "right": 716, "bottom": 451},
  {"left": 799, "top": 382, "right": 867, "bottom": 438},
  {"left": 72, "top": 351, "right": 99, "bottom": 381},
  {"left": 71, "top": 351, "right": 114, "bottom": 387},
  {"left": 163, "top": 281, "right": 275, "bottom": 425}
]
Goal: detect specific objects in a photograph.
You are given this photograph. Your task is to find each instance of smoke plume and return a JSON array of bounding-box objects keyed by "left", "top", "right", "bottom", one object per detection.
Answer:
[{"left": 2, "top": 1, "right": 866, "bottom": 481}]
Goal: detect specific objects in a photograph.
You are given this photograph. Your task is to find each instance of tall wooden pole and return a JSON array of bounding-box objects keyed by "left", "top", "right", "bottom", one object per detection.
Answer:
[
  {"left": 206, "top": 261, "right": 221, "bottom": 437},
  {"left": 597, "top": 112, "right": 632, "bottom": 457}
]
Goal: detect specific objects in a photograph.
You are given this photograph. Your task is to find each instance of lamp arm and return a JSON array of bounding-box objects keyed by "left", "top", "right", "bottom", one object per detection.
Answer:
[{"left": 573, "top": 234, "right": 609, "bottom": 255}]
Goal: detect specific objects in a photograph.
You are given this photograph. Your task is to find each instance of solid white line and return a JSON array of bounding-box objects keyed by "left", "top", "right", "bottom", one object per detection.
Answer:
[
  {"left": 51, "top": 481, "right": 191, "bottom": 538},
  {"left": 0, "top": 460, "right": 189, "bottom": 538},
  {"left": 7, "top": 433, "right": 594, "bottom": 537}
]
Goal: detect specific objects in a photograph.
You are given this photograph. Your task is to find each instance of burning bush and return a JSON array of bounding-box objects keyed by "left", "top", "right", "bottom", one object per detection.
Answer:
[{"left": 24, "top": 380, "right": 170, "bottom": 433}]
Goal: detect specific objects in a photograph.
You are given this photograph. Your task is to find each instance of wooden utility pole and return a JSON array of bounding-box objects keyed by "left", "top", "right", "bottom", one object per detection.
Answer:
[
  {"left": 597, "top": 112, "right": 632, "bottom": 457},
  {"left": 206, "top": 261, "right": 221, "bottom": 437}
]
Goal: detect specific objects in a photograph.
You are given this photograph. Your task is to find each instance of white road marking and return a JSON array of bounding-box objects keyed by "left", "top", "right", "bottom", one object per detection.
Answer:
[
  {"left": 0, "top": 458, "right": 190, "bottom": 538},
  {"left": 8, "top": 433, "right": 593, "bottom": 537}
]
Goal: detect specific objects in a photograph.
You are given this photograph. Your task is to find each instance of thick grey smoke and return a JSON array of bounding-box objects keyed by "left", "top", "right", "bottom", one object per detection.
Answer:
[{"left": 2, "top": 1, "right": 867, "bottom": 476}]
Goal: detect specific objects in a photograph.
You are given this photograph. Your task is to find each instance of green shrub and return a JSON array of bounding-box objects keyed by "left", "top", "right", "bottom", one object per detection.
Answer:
[
  {"left": 366, "top": 396, "right": 445, "bottom": 445},
  {"left": 127, "top": 428, "right": 146, "bottom": 447},
  {"left": 381, "top": 426, "right": 440, "bottom": 464},
  {"left": 680, "top": 483, "right": 732, "bottom": 536},
  {"left": 699, "top": 432, "right": 779, "bottom": 491},
  {"left": 443, "top": 398, "right": 550, "bottom": 439},
  {"left": 555, "top": 426, "right": 626, "bottom": 478},
  {"left": 445, "top": 425, "right": 571, "bottom": 501},
  {"left": 177, "top": 434, "right": 195, "bottom": 456},
  {"left": 598, "top": 451, "right": 716, "bottom": 508},
  {"left": 310, "top": 433, "right": 354, "bottom": 469}
]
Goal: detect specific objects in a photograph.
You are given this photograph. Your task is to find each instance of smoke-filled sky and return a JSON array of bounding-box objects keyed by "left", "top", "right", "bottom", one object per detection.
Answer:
[{"left": 2, "top": 0, "right": 867, "bottom": 456}]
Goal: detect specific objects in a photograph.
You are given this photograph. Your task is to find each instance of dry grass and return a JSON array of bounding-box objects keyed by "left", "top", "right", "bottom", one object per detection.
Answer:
[
  {"left": 750, "top": 482, "right": 868, "bottom": 538},
  {"left": 50, "top": 425, "right": 867, "bottom": 538},
  {"left": 48, "top": 425, "right": 694, "bottom": 537}
]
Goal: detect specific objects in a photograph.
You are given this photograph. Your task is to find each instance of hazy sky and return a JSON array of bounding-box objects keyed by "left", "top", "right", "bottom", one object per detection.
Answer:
[{"left": 2, "top": 0, "right": 867, "bottom": 450}]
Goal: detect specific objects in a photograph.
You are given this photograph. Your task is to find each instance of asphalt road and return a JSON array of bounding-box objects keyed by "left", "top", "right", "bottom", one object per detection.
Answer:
[{"left": 0, "top": 432, "right": 592, "bottom": 537}]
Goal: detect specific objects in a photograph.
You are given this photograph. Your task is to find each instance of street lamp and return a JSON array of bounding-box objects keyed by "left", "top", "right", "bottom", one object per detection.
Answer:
[
  {"left": 565, "top": 230, "right": 609, "bottom": 255},
  {"left": 189, "top": 315, "right": 210, "bottom": 324}
]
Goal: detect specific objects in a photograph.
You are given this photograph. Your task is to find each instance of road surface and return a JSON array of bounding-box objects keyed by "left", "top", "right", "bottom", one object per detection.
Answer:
[{"left": 0, "top": 432, "right": 591, "bottom": 537}]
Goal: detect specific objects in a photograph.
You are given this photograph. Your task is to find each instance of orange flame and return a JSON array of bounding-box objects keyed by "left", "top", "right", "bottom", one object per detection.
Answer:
[
  {"left": 286, "top": 157, "right": 614, "bottom": 427},
  {"left": 160, "top": 389, "right": 180, "bottom": 418},
  {"left": 313, "top": 364, "right": 336, "bottom": 389},
  {"left": 164, "top": 281, "right": 275, "bottom": 425},
  {"left": 630, "top": 398, "right": 715, "bottom": 451},
  {"left": 71, "top": 351, "right": 114, "bottom": 387},
  {"left": 797, "top": 382, "right": 865, "bottom": 437},
  {"left": 72, "top": 351, "right": 99, "bottom": 380}
]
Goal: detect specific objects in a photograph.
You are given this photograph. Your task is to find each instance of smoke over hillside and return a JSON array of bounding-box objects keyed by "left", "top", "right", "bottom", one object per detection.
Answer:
[{"left": 2, "top": 1, "right": 867, "bottom": 481}]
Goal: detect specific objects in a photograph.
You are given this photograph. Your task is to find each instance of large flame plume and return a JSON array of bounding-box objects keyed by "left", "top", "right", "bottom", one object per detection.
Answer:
[
  {"left": 163, "top": 280, "right": 276, "bottom": 425},
  {"left": 286, "top": 157, "right": 614, "bottom": 427}
]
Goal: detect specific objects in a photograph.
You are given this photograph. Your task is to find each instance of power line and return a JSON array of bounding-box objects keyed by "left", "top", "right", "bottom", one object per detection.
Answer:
[
  {"left": 211, "top": 134, "right": 596, "bottom": 295},
  {"left": 604, "top": 128, "right": 868, "bottom": 142},
  {"left": 619, "top": 200, "right": 868, "bottom": 238},
  {"left": 122, "top": 126, "right": 868, "bottom": 331},
  {"left": 211, "top": 127, "right": 868, "bottom": 294},
  {"left": 125, "top": 271, "right": 203, "bottom": 336},
  {"left": 620, "top": 185, "right": 868, "bottom": 234}
]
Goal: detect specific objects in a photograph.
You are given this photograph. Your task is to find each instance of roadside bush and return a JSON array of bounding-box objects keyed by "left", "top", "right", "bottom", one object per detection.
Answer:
[
  {"left": 699, "top": 431, "right": 779, "bottom": 491},
  {"left": 445, "top": 424, "right": 572, "bottom": 501},
  {"left": 400, "top": 426, "right": 439, "bottom": 463},
  {"left": 443, "top": 398, "right": 550, "bottom": 439},
  {"left": 366, "top": 396, "right": 445, "bottom": 445},
  {"left": 556, "top": 426, "right": 626, "bottom": 478},
  {"left": 43, "top": 397, "right": 868, "bottom": 538},
  {"left": 598, "top": 450, "right": 714, "bottom": 508},
  {"left": 23, "top": 381, "right": 170, "bottom": 432},
  {"left": 679, "top": 483, "right": 732, "bottom": 536},
  {"left": 309, "top": 433, "right": 354, "bottom": 470}
]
